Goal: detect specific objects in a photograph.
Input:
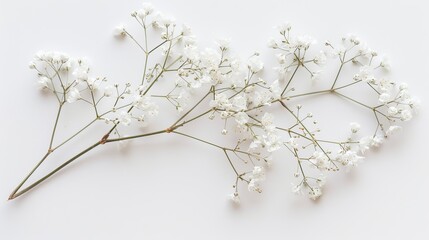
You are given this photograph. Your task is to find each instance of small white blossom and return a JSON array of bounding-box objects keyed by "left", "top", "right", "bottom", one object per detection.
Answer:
[
  {"left": 354, "top": 66, "right": 375, "bottom": 83},
  {"left": 291, "top": 184, "right": 302, "bottom": 195},
  {"left": 104, "top": 85, "right": 115, "bottom": 97},
  {"left": 317, "top": 175, "right": 327, "bottom": 187},
  {"left": 378, "top": 78, "right": 394, "bottom": 92},
  {"left": 399, "top": 83, "right": 408, "bottom": 91},
  {"left": 314, "top": 51, "right": 327, "bottom": 66},
  {"left": 152, "top": 12, "right": 175, "bottom": 28},
  {"left": 287, "top": 137, "right": 299, "bottom": 149},
  {"left": 72, "top": 67, "right": 89, "bottom": 82},
  {"left": 311, "top": 71, "right": 322, "bottom": 81},
  {"left": 269, "top": 80, "right": 281, "bottom": 99},
  {"left": 118, "top": 111, "right": 132, "bottom": 126},
  {"left": 310, "top": 151, "right": 329, "bottom": 170},
  {"left": 231, "top": 94, "right": 247, "bottom": 111},
  {"left": 29, "top": 61, "right": 36, "bottom": 69},
  {"left": 137, "top": 3, "right": 154, "bottom": 18},
  {"left": 248, "top": 179, "right": 262, "bottom": 193},
  {"left": 400, "top": 109, "right": 413, "bottom": 121},
  {"left": 264, "top": 132, "right": 282, "bottom": 152},
  {"left": 37, "top": 77, "right": 50, "bottom": 89},
  {"left": 337, "top": 151, "right": 364, "bottom": 171},
  {"left": 388, "top": 106, "right": 398, "bottom": 116},
  {"left": 228, "top": 193, "right": 240, "bottom": 204},
  {"left": 371, "top": 135, "right": 384, "bottom": 148},
  {"left": 252, "top": 91, "right": 273, "bottom": 106},
  {"left": 113, "top": 25, "right": 126, "bottom": 38},
  {"left": 291, "top": 35, "right": 315, "bottom": 50},
  {"left": 252, "top": 166, "right": 266, "bottom": 181},
  {"left": 216, "top": 38, "right": 231, "bottom": 50},
  {"left": 180, "top": 24, "right": 192, "bottom": 37},
  {"left": 386, "top": 125, "right": 402, "bottom": 136},
  {"left": 379, "top": 92, "right": 391, "bottom": 103},
  {"left": 133, "top": 95, "right": 159, "bottom": 117},
  {"left": 380, "top": 57, "right": 391, "bottom": 70},
  {"left": 234, "top": 112, "right": 249, "bottom": 126},
  {"left": 247, "top": 55, "right": 264, "bottom": 73},
  {"left": 267, "top": 38, "right": 278, "bottom": 48},
  {"left": 261, "top": 113, "right": 275, "bottom": 131},
  {"left": 350, "top": 122, "right": 361, "bottom": 133},
  {"left": 277, "top": 22, "right": 292, "bottom": 34},
  {"left": 249, "top": 138, "right": 263, "bottom": 151},
  {"left": 309, "top": 187, "right": 322, "bottom": 200},
  {"left": 66, "top": 87, "right": 81, "bottom": 103}
]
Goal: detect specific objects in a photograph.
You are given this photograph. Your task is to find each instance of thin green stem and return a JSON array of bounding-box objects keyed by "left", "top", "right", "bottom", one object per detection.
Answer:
[
  {"left": 330, "top": 62, "right": 344, "bottom": 89},
  {"left": 49, "top": 102, "right": 64, "bottom": 149},
  {"left": 52, "top": 118, "right": 98, "bottom": 151},
  {"left": 171, "top": 88, "right": 213, "bottom": 127},
  {"left": 281, "top": 64, "right": 300, "bottom": 96},
  {"left": 8, "top": 152, "right": 50, "bottom": 200},
  {"left": 9, "top": 142, "right": 101, "bottom": 200},
  {"left": 174, "top": 109, "right": 213, "bottom": 128},
  {"left": 223, "top": 149, "right": 239, "bottom": 176},
  {"left": 172, "top": 131, "right": 224, "bottom": 149},
  {"left": 106, "top": 129, "right": 168, "bottom": 142},
  {"left": 334, "top": 92, "right": 373, "bottom": 110}
]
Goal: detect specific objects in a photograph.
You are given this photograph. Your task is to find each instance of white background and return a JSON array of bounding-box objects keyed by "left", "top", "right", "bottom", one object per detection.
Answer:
[{"left": 1, "top": 0, "right": 429, "bottom": 239}]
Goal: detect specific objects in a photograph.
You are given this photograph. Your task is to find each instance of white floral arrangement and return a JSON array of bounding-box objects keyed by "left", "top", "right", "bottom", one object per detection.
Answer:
[{"left": 9, "top": 2, "right": 419, "bottom": 203}]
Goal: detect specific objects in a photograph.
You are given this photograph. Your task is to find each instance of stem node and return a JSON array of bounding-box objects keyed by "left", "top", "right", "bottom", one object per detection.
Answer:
[{"left": 99, "top": 134, "right": 110, "bottom": 144}]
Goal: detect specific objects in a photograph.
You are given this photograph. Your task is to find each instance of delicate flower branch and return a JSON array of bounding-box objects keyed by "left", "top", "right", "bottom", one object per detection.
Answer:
[{"left": 10, "top": 2, "right": 419, "bottom": 204}]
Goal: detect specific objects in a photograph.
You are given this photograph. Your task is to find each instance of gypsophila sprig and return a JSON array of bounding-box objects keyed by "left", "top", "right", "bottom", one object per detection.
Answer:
[{"left": 9, "top": 2, "right": 419, "bottom": 204}]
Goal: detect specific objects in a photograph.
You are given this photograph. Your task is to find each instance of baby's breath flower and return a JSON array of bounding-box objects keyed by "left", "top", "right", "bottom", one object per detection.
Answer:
[
  {"left": 133, "top": 95, "right": 159, "bottom": 117},
  {"left": 118, "top": 111, "right": 132, "bottom": 126},
  {"left": 386, "top": 125, "right": 402, "bottom": 136},
  {"left": 400, "top": 109, "right": 413, "bottom": 121},
  {"left": 17, "top": 3, "right": 419, "bottom": 204},
  {"left": 310, "top": 151, "right": 329, "bottom": 170},
  {"left": 287, "top": 137, "right": 299, "bottom": 150},
  {"left": 388, "top": 106, "right": 398, "bottom": 116},
  {"left": 261, "top": 113, "right": 275, "bottom": 131},
  {"left": 292, "top": 184, "right": 303, "bottom": 195},
  {"left": 137, "top": 2, "right": 154, "bottom": 18},
  {"left": 337, "top": 151, "right": 364, "bottom": 171},
  {"left": 234, "top": 112, "right": 249, "bottom": 126},
  {"left": 314, "top": 51, "right": 327, "bottom": 66},
  {"left": 350, "top": 122, "right": 361, "bottom": 133},
  {"left": 277, "top": 22, "right": 292, "bottom": 34},
  {"left": 264, "top": 132, "right": 282, "bottom": 152},
  {"left": 380, "top": 57, "right": 391, "bottom": 70},
  {"left": 113, "top": 25, "right": 126, "bottom": 38},
  {"left": 29, "top": 61, "right": 36, "bottom": 69},
  {"left": 309, "top": 187, "right": 322, "bottom": 200},
  {"left": 247, "top": 55, "right": 264, "bottom": 73},
  {"left": 37, "top": 77, "right": 50, "bottom": 89},
  {"left": 229, "top": 193, "right": 240, "bottom": 204},
  {"left": 66, "top": 87, "right": 81, "bottom": 103},
  {"left": 252, "top": 166, "right": 266, "bottom": 181},
  {"left": 371, "top": 135, "right": 384, "bottom": 148},
  {"left": 104, "top": 85, "right": 115, "bottom": 97},
  {"left": 248, "top": 179, "right": 262, "bottom": 193},
  {"left": 379, "top": 92, "right": 391, "bottom": 103},
  {"left": 216, "top": 38, "right": 231, "bottom": 50}
]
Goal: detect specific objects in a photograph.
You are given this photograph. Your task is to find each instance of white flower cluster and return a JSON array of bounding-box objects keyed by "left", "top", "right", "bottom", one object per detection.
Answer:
[
  {"left": 29, "top": 50, "right": 160, "bottom": 129},
  {"left": 19, "top": 2, "right": 419, "bottom": 204},
  {"left": 30, "top": 51, "right": 106, "bottom": 102},
  {"left": 267, "top": 24, "right": 419, "bottom": 201}
]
